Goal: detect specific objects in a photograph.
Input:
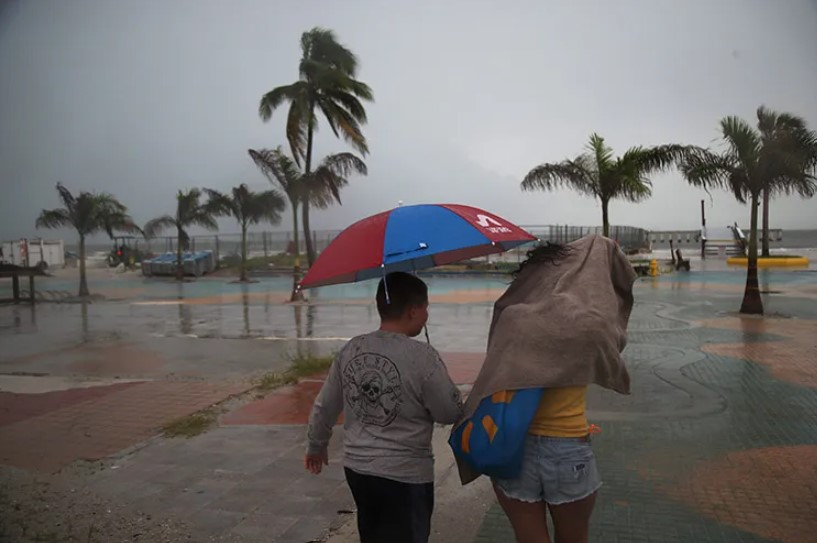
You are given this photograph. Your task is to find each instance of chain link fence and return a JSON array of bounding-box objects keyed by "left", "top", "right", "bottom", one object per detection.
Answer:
[
  {"left": 143, "top": 230, "right": 346, "bottom": 263},
  {"left": 141, "top": 225, "right": 649, "bottom": 264}
]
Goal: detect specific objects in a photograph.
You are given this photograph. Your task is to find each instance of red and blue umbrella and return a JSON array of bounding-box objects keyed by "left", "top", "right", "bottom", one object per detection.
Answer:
[{"left": 299, "top": 204, "right": 537, "bottom": 289}]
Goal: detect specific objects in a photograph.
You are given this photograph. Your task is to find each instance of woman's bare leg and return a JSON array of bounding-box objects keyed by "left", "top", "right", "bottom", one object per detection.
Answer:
[
  {"left": 493, "top": 483, "right": 551, "bottom": 543},
  {"left": 547, "top": 491, "right": 597, "bottom": 543}
]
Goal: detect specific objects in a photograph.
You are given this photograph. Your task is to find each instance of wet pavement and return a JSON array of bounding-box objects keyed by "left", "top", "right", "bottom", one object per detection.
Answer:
[
  {"left": 476, "top": 273, "right": 817, "bottom": 543},
  {"left": 1, "top": 266, "right": 816, "bottom": 542}
]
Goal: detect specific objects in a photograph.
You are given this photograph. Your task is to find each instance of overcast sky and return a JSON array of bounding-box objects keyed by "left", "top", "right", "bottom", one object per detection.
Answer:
[{"left": 2, "top": 0, "right": 816, "bottom": 243}]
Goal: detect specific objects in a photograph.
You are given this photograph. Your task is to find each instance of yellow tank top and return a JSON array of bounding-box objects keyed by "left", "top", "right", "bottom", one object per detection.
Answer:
[{"left": 528, "top": 386, "right": 588, "bottom": 437}]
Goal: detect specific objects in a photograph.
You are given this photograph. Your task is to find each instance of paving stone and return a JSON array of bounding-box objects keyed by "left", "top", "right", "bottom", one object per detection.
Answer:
[
  {"left": 229, "top": 513, "right": 299, "bottom": 540},
  {"left": 279, "top": 515, "right": 335, "bottom": 543},
  {"left": 186, "top": 508, "right": 247, "bottom": 537}
]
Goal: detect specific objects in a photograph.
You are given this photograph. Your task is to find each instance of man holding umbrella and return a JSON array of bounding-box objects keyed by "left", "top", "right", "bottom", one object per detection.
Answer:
[{"left": 305, "top": 271, "right": 462, "bottom": 543}]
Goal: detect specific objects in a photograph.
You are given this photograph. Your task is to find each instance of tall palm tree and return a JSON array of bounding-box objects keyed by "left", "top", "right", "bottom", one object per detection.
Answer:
[
  {"left": 249, "top": 147, "right": 305, "bottom": 301},
  {"left": 248, "top": 147, "right": 366, "bottom": 300},
  {"left": 681, "top": 113, "right": 817, "bottom": 315},
  {"left": 144, "top": 189, "right": 221, "bottom": 280},
  {"left": 259, "top": 27, "right": 373, "bottom": 266},
  {"left": 205, "top": 184, "right": 287, "bottom": 282},
  {"left": 756, "top": 106, "right": 817, "bottom": 256},
  {"left": 36, "top": 183, "right": 135, "bottom": 297},
  {"left": 522, "top": 134, "right": 692, "bottom": 237}
]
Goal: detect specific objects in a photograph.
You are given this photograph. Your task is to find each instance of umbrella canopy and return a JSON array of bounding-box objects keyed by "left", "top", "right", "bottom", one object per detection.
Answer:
[{"left": 299, "top": 204, "right": 537, "bottom": 289}]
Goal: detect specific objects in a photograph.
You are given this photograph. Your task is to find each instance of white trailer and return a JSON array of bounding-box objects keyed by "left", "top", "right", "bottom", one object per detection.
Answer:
[{"left": 0, "top": 238, "right": 65, "bottom": 269}]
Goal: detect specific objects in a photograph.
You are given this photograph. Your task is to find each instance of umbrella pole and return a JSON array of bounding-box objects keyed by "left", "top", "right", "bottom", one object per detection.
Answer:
[{"left": 381, "top": 265, "right": 390, "bottom": 305}]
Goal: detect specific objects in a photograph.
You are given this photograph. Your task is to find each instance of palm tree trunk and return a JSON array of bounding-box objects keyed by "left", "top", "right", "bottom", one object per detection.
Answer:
[
  {"left": 601, "top": 198, "right": 610, "bottom": 238},
  {"left": 240, "top": 223, "right": 248, "bottom": 282},
  {"left": 740, "top": 194, "right": 763, "bottom": 315},
  {"left": 176, "top": 226, "right": 184, "bottom": 281},
  {"left": 303, "top": 111, "right": 316, "bottom": 266},
  {"left": 78, "top": 234, "right": 89, "bottom": 297},
  {"left": 303, "top": 202, "right": 314, "bottom": 267},
  {"left": 290, "top": 200, "right": 304, "bottom": 302},
  {"left": 761, "top": 187, "right": 771, "bottom": 257}
]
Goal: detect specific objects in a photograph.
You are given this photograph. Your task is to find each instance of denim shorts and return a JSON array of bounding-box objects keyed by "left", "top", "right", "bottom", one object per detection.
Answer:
[{"left": 493, "top": 434, "right": 602, "bottom": 505}]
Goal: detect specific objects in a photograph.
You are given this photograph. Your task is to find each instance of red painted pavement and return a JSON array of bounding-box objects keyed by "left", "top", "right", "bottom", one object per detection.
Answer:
[
  {"left": 0, "top": 380, "right": 248, "bottom": 472},
  {"left": 0, "top": 382, "right": 143, "bottom": 427}
]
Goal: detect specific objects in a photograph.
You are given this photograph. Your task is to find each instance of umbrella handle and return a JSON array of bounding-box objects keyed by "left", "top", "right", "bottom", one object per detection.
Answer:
[{"left": 424, "top": 324, "right": 430, "bottom": 344}]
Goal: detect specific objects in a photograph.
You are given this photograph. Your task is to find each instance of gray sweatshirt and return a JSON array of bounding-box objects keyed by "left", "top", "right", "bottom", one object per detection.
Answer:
[{"left": 306, "top": 330, "right": 463, "bottom": 484}]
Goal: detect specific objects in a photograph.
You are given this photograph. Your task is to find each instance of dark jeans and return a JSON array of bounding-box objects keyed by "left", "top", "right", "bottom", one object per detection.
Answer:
[{"left": 344, "top": 468, "right": 434, "bottom": 543}]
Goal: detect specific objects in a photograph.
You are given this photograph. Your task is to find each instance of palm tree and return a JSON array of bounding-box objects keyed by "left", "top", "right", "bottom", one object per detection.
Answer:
[
  {"left": 144, "top": 189, "right": 221, "bottom": 280},
  {"left": 205, "top": 184, "right": 287, "bottom": 282},
  {"left": 756, "top": 106, "right": 817, "bottom": 256},
  {"left": 36, "top": 183, "right": 135, "bottom": 297},
  {"left": 249, "top": 147, "right": 305, "bottom": 301},
  {"left": 259, "top": 27, "right": 373, "bottom": 266},
  {"left": 522, "top": 134, "right": 692, "bottom": 237},
  {"left": 681, "top": 112, "right": 817, "bottom": 315},
  {"left": 248, "top": 147, "right": 366, "bottom": 300}
]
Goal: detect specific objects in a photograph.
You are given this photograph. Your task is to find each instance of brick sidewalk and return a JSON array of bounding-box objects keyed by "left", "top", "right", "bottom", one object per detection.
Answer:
[{"left": 0, "top": 381, "right": 248, "bottom": 472}]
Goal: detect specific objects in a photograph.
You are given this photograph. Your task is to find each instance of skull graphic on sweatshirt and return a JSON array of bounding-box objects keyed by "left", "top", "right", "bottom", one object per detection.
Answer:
[{"left": 343, "top": 353, "right": 403, "bottom": 426}]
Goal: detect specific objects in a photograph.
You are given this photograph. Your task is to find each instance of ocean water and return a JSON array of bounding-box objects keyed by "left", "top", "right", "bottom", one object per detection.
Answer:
[
  {"left": 767, "top": 229, "right": 817, "bottom": 249},
  {"left": 649, "top": 229, "right": 817, "bottom": 250}
]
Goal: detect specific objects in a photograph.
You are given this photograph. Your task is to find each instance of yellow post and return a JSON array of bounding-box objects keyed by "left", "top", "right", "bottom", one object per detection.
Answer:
[{"left": 649, "top": 259, "right": 659, "bottom": 277}]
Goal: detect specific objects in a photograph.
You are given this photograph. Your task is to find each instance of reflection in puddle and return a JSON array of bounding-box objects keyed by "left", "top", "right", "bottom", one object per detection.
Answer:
[
  {"left": 81, "top": 302, "right": 90, "bottom": 343},
  {"left": 307, "top": 305, "right": 315, "bottom": 338},
  {"left": 242, "top": 285, "right": 250, "bottom": 337},
  {"left": 177, "top": 282, "right": 193, "bottom": 335},
  {"left": 178, "top": 302, "right": 193, "bottom": 335}
]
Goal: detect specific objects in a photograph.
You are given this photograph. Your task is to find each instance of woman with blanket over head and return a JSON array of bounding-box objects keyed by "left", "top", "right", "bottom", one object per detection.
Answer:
[{"left": 449, "top": 235, "right": 636, "bottom": 543}]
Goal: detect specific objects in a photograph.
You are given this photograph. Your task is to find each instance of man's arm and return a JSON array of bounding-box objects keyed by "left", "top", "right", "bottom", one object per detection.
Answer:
[
  {"left": 421, "top": 350, "right": 463, "bottom": 424},
  {"left": 305, "top": 354, "right": 344, "bottom": 474}
]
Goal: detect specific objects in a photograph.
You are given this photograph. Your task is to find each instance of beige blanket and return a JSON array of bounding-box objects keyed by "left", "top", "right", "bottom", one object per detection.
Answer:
[{"left": 454, "top": 234, "right": 636, "bottom": 484}]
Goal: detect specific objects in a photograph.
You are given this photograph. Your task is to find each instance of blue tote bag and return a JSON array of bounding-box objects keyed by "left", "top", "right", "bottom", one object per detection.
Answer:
[{"left": 449, "top": 388, "right": 544, "bottom": 479}]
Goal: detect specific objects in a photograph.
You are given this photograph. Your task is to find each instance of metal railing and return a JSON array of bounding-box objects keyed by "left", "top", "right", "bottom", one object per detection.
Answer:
[{"left": 519, "top": 225, "right": 649, "bottom": 249}]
